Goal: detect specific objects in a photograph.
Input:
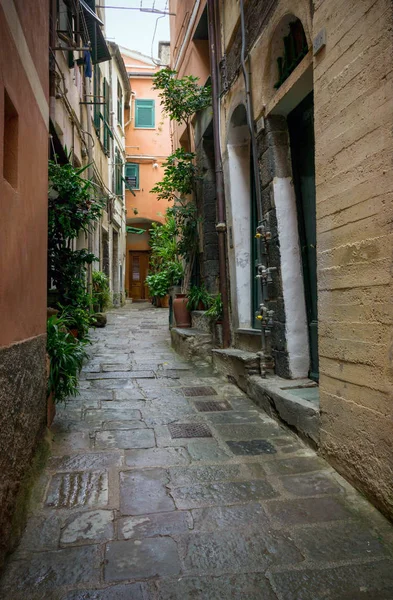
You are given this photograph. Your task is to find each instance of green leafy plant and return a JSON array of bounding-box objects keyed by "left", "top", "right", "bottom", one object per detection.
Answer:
[
  {"left": 47, "top": 315, "right": 89, "bottom": 404},
  {"left": 92, "top": 270, "right": 111, "bottom": 312},
  {"left": 205, "top": 293, "right": 223, "bottom": 322},
  {"left": 145, "top": 272, "right": 170, "bottom": 298},
  {"left": 186, "top": 284, "right": 213, "bottom": 311},
  {"left": 146, "top": 261, "right": 184, "bottom": 299},
  {"left": 48, "top": 160, "right": 105, "bottom": 308},
  {"left": 152, "top": 68, "right": 211, "bottom": 125},
  {"left": 150, "top": 149, "right": 196, "bottom": 203},
  {"left": 58, "top": 304, "right": 93, "bottom": 339},
  {"left": 166, "top": 261, "right": 184, "bottom": 287}
]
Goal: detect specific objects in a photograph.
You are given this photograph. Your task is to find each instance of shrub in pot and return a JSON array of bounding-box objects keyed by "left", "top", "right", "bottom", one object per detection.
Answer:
[
  {"left": 92, "top": 271, "right": 111, "bottom": 313},
  {"left": 46, "top": 315, "right": 89, "bottom": 422},
  {"left": 59, "top": 304, "right": 92, "bottom": 339},
  {"left": 186, "top": 284, "right": 213, "bottom": 311}
]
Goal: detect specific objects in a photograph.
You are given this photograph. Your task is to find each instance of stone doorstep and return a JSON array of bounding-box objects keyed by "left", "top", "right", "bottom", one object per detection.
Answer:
[
  {"left": 171, "top": 328, "right": 214, "bottom": 363},
  {"left": 211, "top": 349, "right": 319, "bottom": 446},
  {"left": 247, "top": 374, "right": 320, "bottom": 446}
]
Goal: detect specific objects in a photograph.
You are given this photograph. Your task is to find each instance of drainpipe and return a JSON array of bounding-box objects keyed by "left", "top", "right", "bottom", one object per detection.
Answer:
[
  {"left": 239, "top": 0, "right": 276, "bottom": 375},
  {"left": 49, "top": 0, "right": 57, "bottom": 128},
  {"left": 207, "top": 0, "right": 230, "bottom": 349},
  {"left": 85, "top": 76, "right": 94, "bottom": 302}
]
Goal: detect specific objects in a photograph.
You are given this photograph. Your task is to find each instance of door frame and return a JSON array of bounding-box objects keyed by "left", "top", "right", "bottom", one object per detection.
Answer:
[{"left": 128, "top": 250, "right": 150, "bottom": 301}]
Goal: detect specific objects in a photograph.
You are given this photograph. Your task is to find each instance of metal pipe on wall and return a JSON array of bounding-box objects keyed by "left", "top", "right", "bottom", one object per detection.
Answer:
[
  {"left": 207, "top": 0, "right": 231, "bottom": 349},
  {"left": 239, "top": 0, "right": 275, "bottom": 375}
]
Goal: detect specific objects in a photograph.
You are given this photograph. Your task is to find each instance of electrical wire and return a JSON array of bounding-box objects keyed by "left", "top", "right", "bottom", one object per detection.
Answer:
[{"left": 150, "top": 0, "right": 168, "bottom": 64}]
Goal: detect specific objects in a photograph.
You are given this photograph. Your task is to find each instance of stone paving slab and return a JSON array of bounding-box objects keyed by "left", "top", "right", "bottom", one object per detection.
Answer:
[
  {"left": 63, "top": 583, "right": 146, "bottom": 600},
  {"left": 105, "top": 538, "right": 180, "bottom": 581},
  {"left": 118, "top": 510, "right": 192, "bottom": 539},
  {"left": 119, "top": 469, "right": 175, "bottom": 515},
  {"left": 150, "top": 573, "right": 278, "bottom": 600},
  {"left": 2, "top": 303, "right": 393, "bottom": 599},
  {"left": 95, "top": 428, "right": 155, "bottom": 450}
]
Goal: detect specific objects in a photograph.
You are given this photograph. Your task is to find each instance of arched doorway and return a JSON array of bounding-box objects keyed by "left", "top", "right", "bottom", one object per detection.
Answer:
[
  {"left": 263, "top": 13, "right": 318, "bottom": 380},
  {"left": 287, "top": 92, "right": 319, "bottom": 380}
]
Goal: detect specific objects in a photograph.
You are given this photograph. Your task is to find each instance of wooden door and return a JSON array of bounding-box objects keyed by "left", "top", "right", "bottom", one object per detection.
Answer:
[
  {"left": 129, "top": 252, "right": 149, "bottom": 300},
  {"left": 288, "top": 92, "right": 319, "bottom": 381}
]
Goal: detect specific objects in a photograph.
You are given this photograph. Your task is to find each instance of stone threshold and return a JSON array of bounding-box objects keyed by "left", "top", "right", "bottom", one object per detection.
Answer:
[
  {"left": 171, "top": 332, "right": 320, "bottom": 447},
  {"left": 211, "top": 348, "right": 320, "bottom": 447}
]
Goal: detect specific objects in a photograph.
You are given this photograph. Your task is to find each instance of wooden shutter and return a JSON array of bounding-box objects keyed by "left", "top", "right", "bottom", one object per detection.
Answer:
[
  {"left": 135, "top": 99, "right": 155, "bottom": 128},
  {"left": 125, "top": 163, "right": 139, "bottom": 189}
]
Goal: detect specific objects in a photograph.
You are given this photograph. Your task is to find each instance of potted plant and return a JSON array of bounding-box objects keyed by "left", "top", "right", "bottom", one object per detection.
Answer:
[
  {"left": 146, "top": 271, "right": 170, "bottom": 306},
  {"left": 46, "top": 315, "right": 89, "bottom": 425},
  {"left": 186, "top": 284, "right": 213, "bottom": 311},
  {"left": 92, "top": 271, "right": 111, "bottom": 313},
  {"left": 59, "top": 305, "right": 92, "bottom": 339}
]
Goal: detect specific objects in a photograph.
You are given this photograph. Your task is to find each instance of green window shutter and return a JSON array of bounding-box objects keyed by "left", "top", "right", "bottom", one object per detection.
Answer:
[
  {"left": 135, "top": 99, "right": 155, "bottom": 128},
  {"left": 115, "top": 148, "right": 123, "bottom": 195},
  {"left": 117, "top": 79, "right": 123, "bottom": 126},
  {"left": 94, "top": 67, "right": 101, "bottom": 135},
  {"left": 102, "top": 77, "right": 110, "bottom": 153},
  {"left": 125, "top": 163, "right": 139, "bottom": 189}
]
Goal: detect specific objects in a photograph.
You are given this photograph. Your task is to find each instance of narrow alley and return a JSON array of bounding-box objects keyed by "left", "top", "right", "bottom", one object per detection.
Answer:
[{"left": 1, "top": 303, "right": 393, "bottom": 599}]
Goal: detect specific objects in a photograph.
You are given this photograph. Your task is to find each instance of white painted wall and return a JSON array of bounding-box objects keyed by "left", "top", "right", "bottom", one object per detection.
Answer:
[
  {"left": 273, "top": 176, "right": 310, "bottom": 377},
  {"left": 227, "top": 142, "right": 252, "bottom": 328}
]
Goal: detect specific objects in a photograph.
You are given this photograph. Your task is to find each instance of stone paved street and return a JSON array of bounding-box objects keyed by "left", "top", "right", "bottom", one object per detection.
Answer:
[{"left": 1, "top": 303, "right": 393, "bottom": 599}]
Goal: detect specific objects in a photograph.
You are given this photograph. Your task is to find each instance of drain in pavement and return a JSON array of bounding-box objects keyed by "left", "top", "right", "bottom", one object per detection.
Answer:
[
  {"left": 168, "top": 423, "right": 213, "bottom": 438},
  {"left": 181, "top": 386, "right": 217, "bottom": 397},
  {"left": 226, "top": 440, "right": 277, "bottom": 455},
  {"left": 194, "top": 400, "right": 232, "bottom": 412}
]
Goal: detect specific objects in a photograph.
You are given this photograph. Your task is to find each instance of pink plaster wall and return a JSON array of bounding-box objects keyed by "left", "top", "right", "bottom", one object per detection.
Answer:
[{"left": 0, "top": 1, "right": 49, "bottom": 347}]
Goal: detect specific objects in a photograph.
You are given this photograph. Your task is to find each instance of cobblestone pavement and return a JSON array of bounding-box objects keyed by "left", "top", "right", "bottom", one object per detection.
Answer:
[{"left": 2, "top": 303, "right": 393, "bottom": 599}]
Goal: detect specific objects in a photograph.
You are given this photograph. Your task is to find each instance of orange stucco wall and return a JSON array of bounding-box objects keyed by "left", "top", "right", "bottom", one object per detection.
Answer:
[
  {"left": 169, "top": 0, "right": 210, "bottom": 150},
  {"left": 0, "top": 1, "right": 49, "bottom": 347},
  {"left": 121, "top": 50, "right": 172, "bottom": 297},
  {"left": 121, "top": 53, "right": 172, "bottom": 225}
]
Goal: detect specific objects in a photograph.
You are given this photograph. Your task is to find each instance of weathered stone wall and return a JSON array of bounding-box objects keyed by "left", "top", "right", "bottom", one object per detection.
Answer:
[
  {"left": 194, "top": 110, "right": 220, "bottom": 294},
  {"left": 0, "top": 336, "right": 47, "bottom": 566},
  {"left": 314, "top": 0, "right": 393, "bottom": 517},
  {"left": 256, "top": 116, "right": 293, "bottom": 378}
]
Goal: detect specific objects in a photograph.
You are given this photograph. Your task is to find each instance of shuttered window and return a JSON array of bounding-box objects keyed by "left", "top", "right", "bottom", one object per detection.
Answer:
[
  {"left": 115, "top": 148, "right": 123, "bottom": 195},
  {"left": 117, "top": 78, "right": 123, "bottom": 126},
  {"left": 125, "top": 163, "right": 139, "bottom": 189},
  {"left": 135, "top": 99, "right": 155, "bottom": 128}
]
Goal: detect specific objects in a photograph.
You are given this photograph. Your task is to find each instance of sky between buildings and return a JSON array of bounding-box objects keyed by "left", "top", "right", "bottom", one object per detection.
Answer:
[{"left": 105, "top": 0, "right": 170, "bottom": 59}]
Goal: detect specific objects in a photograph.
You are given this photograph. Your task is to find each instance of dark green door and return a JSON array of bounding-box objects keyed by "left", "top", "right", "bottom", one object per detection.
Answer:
[{"left": 288, "top": 92, "right": 319, "bottom": 381}]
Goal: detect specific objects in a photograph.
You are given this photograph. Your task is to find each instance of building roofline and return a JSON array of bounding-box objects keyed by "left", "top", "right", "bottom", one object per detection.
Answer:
[{"left": 107, "top": 41, "right": 132, "bottom": 106}]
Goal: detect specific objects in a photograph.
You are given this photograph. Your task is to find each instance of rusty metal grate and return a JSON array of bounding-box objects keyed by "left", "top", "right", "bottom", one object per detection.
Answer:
[
  {"left": 194, "top": 400, "right": 232, "bottom": 412},
  {"left": 226, "top": 440, "right": 277, "bottom": 455},
  {"left": 181, "top": 386, "right": 217, "bottom": 397},
  {"left": 168, "top": 423, "right": 213, "bottom": 439}
]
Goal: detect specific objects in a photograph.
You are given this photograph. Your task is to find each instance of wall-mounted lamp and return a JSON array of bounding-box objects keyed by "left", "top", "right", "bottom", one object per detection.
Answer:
[{"left": 152, "top": 162, "right": 159, "bottom": 169}]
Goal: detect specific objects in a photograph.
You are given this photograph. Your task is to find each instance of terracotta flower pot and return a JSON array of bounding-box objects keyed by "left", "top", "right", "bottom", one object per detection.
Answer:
[
  {"left": 173, "top": 294, "right": 191, "bottom": 328},
  {"left": 70, "top": 328, "right": 78, "bottom": 338},
  {"left": 47, "top": 392, "right": 56, "bottom": 428},
  {"left": 160, "top": 295, "right": 169, "bottom": 308}
]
